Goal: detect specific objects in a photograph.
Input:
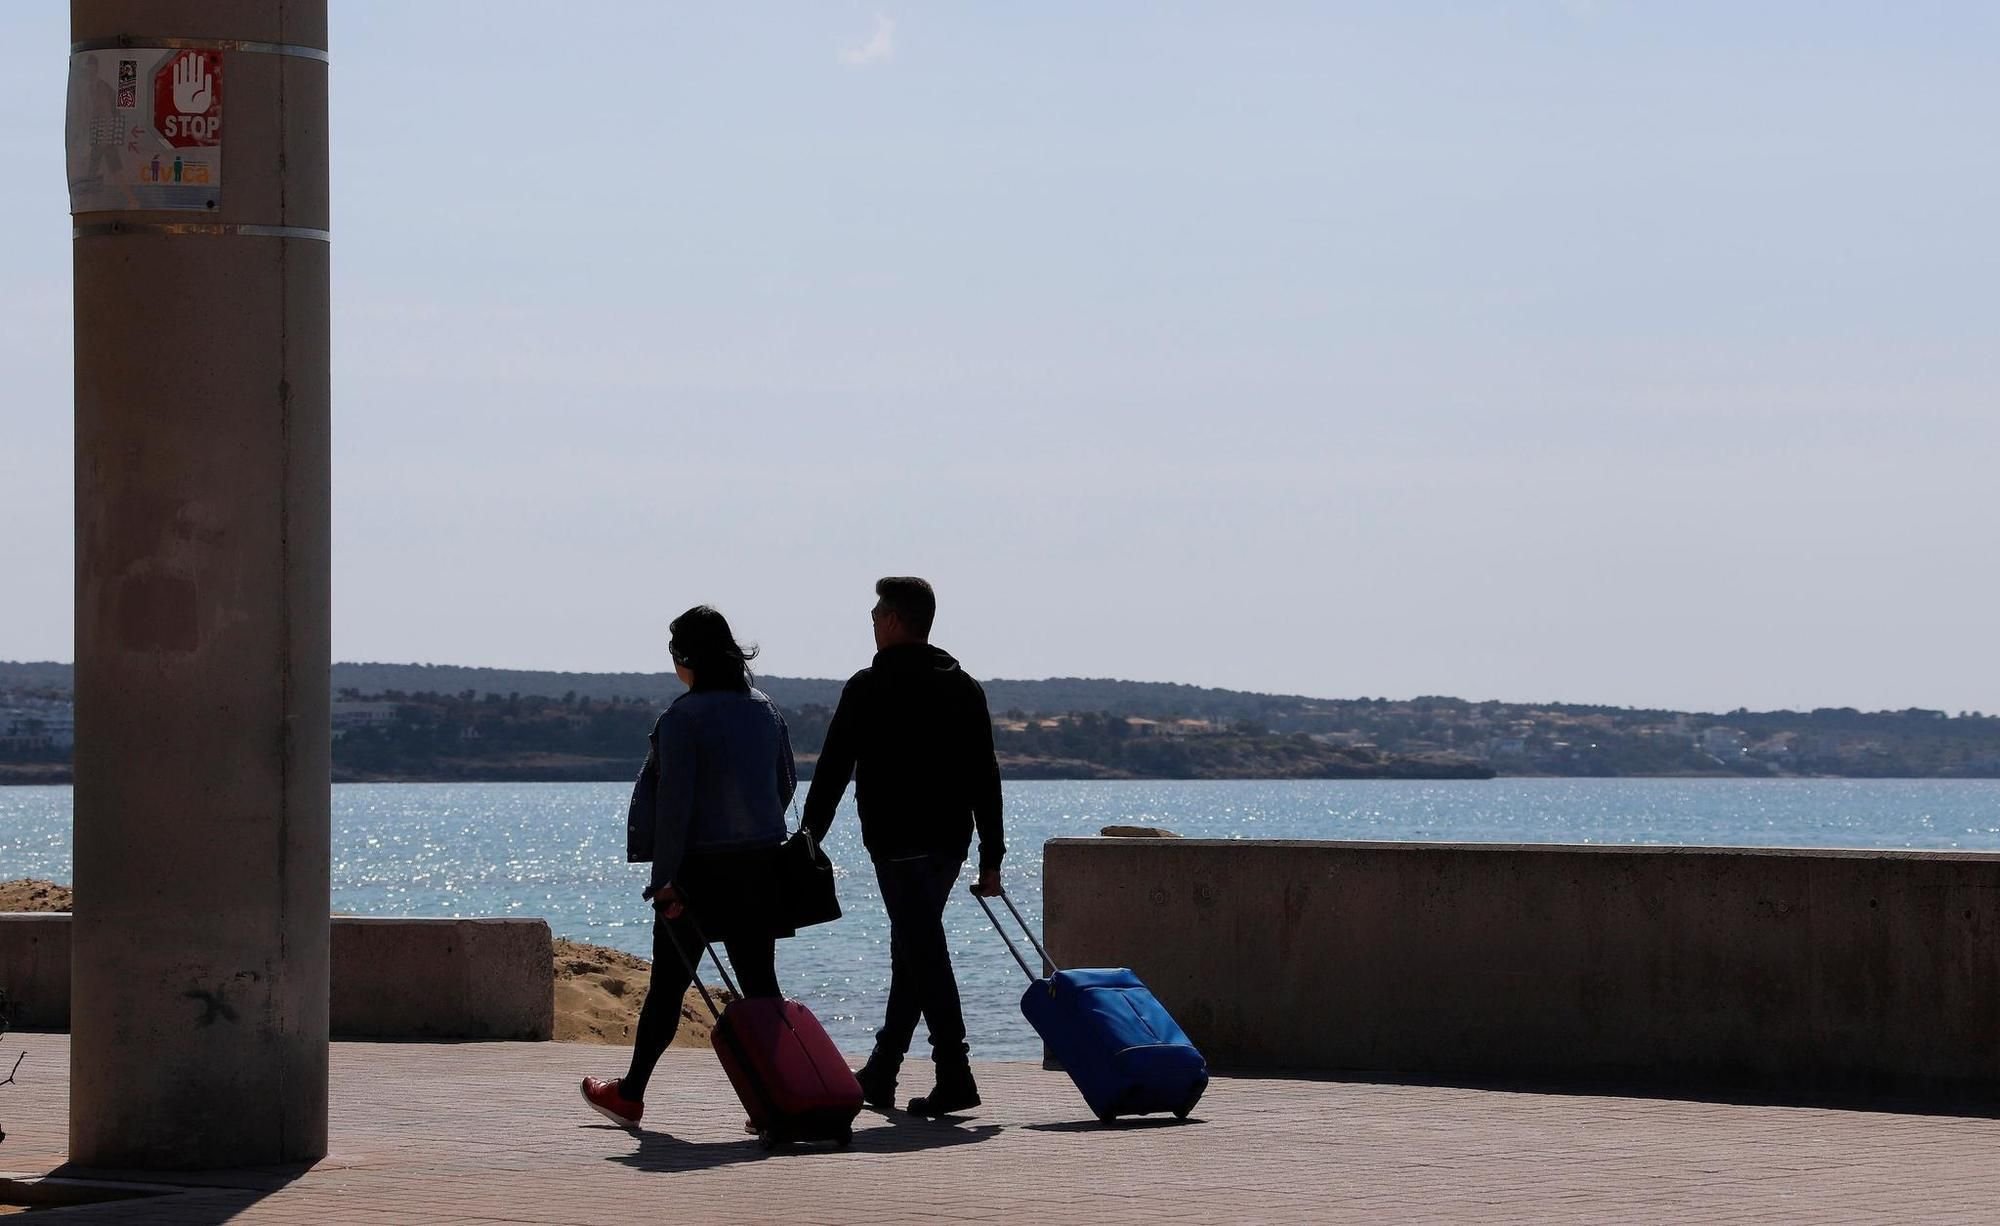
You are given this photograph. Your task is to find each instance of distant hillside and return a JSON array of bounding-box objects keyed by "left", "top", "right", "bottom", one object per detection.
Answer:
[
  {"left": 0, "top": 660, "right": 1492, "bottom": 784},
  {"left": 10, "top": 659, "right": 1999, "bottom": 780},
  {"left": 1, "top": 659, "right": 1466, "bottom": 784},
  {"left": 0, "top": 662, "right": 72, "bottom": 693},
  {"left": 330, "top": 661, "right": 723, "bottom": 704},
  {"left": 982, "top": 677, "right": 1319, "bottom": 721},
  {"left": 0, "top": 660, "right": 1317, "bottom": 722},
  {"left": 333, "top": 664, "right": 1324, "bottom": 722}
]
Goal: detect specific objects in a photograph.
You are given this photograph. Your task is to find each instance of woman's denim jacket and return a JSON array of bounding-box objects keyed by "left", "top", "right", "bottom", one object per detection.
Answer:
[{"left": 626, "top": 687, "right": 796, "bottom": 892}]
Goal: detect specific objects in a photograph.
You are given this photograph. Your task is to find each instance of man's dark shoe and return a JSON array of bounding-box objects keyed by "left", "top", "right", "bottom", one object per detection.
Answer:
[
  {"left": 906, "top": 1067, "right": 981, "bottom": 1117},
  {"left": 854, "top": 1056, "right": 899, "bottom": 1110}
]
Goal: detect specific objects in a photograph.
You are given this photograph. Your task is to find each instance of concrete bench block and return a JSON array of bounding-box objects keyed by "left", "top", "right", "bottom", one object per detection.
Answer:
[
  {"left": 1045, "top": 838, "right": 2000, "bottom": 1098},
  {"left": 0, "top": 914, "right": 70, "bottom": 1031},
  {"left": 331, "top": 917, "right": 554, "bottom": 1041},
  {"left": 0, "top": 915, "right": 552, "bottom": 1041}
]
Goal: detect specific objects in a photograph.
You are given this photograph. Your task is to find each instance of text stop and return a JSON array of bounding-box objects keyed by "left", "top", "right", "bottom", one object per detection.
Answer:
[{"left": 153, "top": 50, "right": 222, "bottom": 149}]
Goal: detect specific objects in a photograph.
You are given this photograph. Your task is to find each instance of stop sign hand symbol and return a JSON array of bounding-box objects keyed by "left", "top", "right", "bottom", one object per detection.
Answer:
[
  {"left": 154, "top": 51, "right": 221, "bottom": 148},
  {"left": 171, "top": 53, "right": 213, "bottom": 114}
]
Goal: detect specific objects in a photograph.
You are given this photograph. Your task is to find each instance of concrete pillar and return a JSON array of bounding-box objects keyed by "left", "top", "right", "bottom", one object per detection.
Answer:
[{"left": 69, "top": 1, "right": 330, "bottom": 1168}]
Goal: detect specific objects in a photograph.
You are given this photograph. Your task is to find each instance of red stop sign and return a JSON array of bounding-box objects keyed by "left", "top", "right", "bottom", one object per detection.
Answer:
[{"left": 153, "top": 50, "right": 223, "bottom": 148}]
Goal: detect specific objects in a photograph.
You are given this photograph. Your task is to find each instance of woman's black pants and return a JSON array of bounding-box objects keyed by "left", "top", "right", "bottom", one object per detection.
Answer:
[{"left": 622, "top": 909, "right": 780, "bottom": 1101}]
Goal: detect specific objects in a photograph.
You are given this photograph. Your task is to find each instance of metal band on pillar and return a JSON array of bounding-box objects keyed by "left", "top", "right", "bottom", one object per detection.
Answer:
[
  {"left": 73, "top": 221, "right": 332, "bottom": 241},
  {"left": 70, "top": 36, "right": 329, "bottom": 61}
]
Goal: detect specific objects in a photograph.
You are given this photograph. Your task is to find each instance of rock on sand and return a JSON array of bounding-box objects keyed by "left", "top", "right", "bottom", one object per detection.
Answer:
[
  {"left": 0, "top": 879, "right": 71, "bottom": 911},
  {"left": 554, "top": 937, "right": 730, "bottom": 1047}
]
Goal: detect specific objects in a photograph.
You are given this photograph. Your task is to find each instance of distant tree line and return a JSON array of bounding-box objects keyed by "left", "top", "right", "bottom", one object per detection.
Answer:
[{"left": 9, "top": 661, "right": 2000, "bottom": 781}]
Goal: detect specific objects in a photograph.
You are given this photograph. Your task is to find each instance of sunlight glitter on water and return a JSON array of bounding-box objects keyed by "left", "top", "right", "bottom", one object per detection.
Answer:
[{"left": 9, "top": 778, "right": 2000, "bottom": 1057}]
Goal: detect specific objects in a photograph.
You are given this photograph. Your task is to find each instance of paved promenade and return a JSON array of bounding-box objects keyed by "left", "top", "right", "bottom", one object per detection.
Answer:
[{"left": 3, "top": 1033, "right": 1999, "bottom": 1222}]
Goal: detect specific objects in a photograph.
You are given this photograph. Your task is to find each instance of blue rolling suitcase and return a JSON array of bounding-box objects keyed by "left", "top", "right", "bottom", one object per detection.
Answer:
[{"left": 977, "top": 889, "right": 1209, "bottom": 1122}]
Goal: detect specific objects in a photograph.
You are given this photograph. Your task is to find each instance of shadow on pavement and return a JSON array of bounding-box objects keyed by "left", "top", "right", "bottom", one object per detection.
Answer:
[
  {"left": 20, "top": 1159, "right": 318, "bottom": 1224},
  {"left": 600, "top": 1112, "right": 1001, "bottom": 1174},
  {"left": 1240, "top": 1068, "right": 2000, "bottom": 1121},
  {"left": 1024, "top": 1116, "right": 1200, "bottom": 1133}
]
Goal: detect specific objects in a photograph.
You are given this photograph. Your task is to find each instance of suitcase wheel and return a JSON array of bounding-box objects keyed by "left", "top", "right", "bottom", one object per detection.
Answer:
[
  {"left": 835, "top": 1125, "right": 853, "bottom": 1148},
  {"left": 1173, "top": 1105, "right": 1193, "bottom": 1120}
]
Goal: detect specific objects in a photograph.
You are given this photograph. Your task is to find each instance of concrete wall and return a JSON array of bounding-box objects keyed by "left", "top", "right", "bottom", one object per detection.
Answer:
[
  {"left": 0, "top": 915, "right": 71, "bottom": 1031},
  {"left": 1044, "top": 839, "right": 2000, "bottom": 1097},
  {"left": 331, "top": 918, "right": 553, "bottom": 1041},
  {"left": 1, "top": 916, "right": 551, "bottom": 1041}
]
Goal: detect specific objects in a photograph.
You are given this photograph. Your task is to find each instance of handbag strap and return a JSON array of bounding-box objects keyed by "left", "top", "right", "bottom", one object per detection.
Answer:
[{"left": 786, "top": 797, "right": 816, "bottom": 857}]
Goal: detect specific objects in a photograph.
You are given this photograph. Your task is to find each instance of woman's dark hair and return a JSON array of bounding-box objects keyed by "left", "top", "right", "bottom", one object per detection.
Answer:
[{"left": 668, "top": 605, "right": 757, "bottom": 692}]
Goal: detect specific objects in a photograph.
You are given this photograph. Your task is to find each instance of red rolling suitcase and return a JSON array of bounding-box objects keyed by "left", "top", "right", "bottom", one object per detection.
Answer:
[{"left": 666, "top": 924, "right": 863, "bottom": 1149}]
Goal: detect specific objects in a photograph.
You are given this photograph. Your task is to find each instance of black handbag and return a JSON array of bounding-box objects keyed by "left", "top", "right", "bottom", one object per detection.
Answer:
[
  {"left": 781, "top": 826, "right": 841, "bottom": 929},
  {"left": 625, "top": 718, "right": 663, "bottom": 864}
]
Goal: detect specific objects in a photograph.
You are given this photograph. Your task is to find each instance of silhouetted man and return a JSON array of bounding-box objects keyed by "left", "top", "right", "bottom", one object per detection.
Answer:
[{"left": 803, "top": 576, "right": 1004, "bottom": 1115}]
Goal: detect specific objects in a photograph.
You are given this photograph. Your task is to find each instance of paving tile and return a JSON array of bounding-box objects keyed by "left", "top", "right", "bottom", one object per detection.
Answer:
[{"left": 5, "top": 1033, "right": 2000, "bottom": 1222}]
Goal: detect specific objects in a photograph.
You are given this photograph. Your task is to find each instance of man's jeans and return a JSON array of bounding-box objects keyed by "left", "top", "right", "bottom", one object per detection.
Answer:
[{"left": 872, "top": 852, "right": 969, "bottom": 1068}]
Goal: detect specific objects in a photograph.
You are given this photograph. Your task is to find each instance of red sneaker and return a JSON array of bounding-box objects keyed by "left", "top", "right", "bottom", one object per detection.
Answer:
[{"left": 580, "top": 1076, "right": 643, "bottom": 1128}]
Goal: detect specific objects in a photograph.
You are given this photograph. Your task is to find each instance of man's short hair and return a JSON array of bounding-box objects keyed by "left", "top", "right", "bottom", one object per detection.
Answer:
[{"left": 875, "top": 576, "right": 937, "bottom": 637}]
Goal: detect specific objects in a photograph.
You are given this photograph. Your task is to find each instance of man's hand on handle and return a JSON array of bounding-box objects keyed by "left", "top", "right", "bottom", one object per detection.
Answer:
[{"left": 971, "top": 867, "right": 1003, "bottom": 898}]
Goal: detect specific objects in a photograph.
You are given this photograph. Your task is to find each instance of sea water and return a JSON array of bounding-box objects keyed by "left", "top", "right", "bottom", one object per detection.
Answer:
[{"left": 5, "top": 778, "right": 1999, "bottom": 1059}]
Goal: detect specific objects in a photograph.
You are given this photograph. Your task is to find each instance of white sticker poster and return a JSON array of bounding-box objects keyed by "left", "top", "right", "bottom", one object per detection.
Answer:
[{"left": 66, "top": 48, "right": 224, "bottom": 213}]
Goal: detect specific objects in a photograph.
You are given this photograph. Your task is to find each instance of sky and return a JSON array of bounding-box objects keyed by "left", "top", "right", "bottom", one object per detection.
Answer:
[{"left": 2, "top": 2, "right": 1995, "bottom": 713}]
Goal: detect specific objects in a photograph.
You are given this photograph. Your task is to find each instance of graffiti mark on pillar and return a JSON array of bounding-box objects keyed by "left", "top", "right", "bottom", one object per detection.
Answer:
[{"left": 184, "top": 983, "right": 239, "bottom": 1026}]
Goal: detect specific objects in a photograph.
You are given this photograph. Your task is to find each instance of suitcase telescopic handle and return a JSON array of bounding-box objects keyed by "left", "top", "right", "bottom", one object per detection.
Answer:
[
  {"left": 660, "top": 907, "right": 741, "bottom": 1022},
  {"left": 974, "top": 887, "right": 1060, "bottom": 983}
]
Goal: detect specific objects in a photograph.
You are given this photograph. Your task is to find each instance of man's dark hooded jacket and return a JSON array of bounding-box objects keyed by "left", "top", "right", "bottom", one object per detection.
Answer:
[{"left": 801, "top": 643, "right": 1004, "bottom": 871}]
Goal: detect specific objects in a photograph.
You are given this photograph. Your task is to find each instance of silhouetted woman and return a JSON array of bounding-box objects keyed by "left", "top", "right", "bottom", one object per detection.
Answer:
[{"left": 581, "top": 605, "right": 796, "bottom": 1127}]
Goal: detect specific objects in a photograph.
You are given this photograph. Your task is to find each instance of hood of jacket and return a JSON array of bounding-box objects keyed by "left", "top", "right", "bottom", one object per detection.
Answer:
[{"left": 871, "top": 642, "right": 961, "bottom": 675}]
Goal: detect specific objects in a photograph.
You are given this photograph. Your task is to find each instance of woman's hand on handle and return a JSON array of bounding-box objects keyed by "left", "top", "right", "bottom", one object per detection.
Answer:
[
  {"left": 650, "top": 883, "right": 686, "bottom": 919},
  {"left": 970, "top": 867, "right": 1003, "bottom": 898}
]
